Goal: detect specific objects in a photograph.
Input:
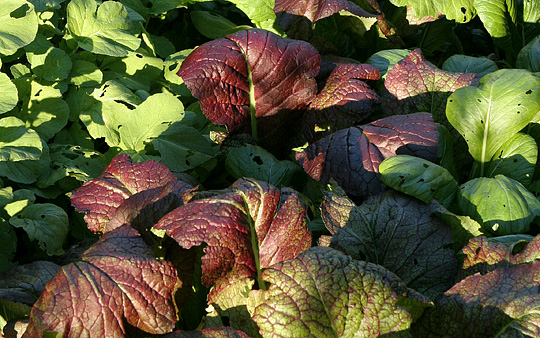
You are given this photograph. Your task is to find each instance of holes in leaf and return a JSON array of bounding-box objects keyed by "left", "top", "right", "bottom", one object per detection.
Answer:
[
  {"left": 513, "top": 159, "right": 518, "bottom": 163},
  {"left": 422, "top": 163, "right": 429, "bottom": 168},
  {"left": 40, "top": 215, "right": 46, "bottom": 219},
  {"left": 418, "top": 178, "right": 424, "bottom": 182},
  {"left": 253, "top": 156, "right": 263, "bottom": 165},
  {"left": 503, "top": 204, "right": 506, "bottom": 207},
  {"left": 480, "top": 119, "right": 484, "bottom": 124},
  {"left": 185, "top": 159, "right": 191, "bottom": 166},
  {"left": 413, "top": 258, "right": 419, "bottom": 265},
  {"left": 475, "top": 247, "right": 481, "bottom": 255},
  {"left": 517, "top": 111, "right": 520, "bottom": 114},
  {"left": 10, "top": 4, "right": 29, "bottom": 19},
  {"left": 34, "top": 89, "right": 42, "bottom": 97},
  {"left": 169, "top": 64, "right": 177, "bottom": 71},
  {"left": 526, "top": 89, "right": 533, "bottom": 95},
  {"left": 136, "top": 54, "right": 143, "bottom": 59},
  {"left": 461, "top": 7, "right": 467, "bottom": 21},
  {"left": 477, "top": 99, "right": 481, "bottom": 103}
]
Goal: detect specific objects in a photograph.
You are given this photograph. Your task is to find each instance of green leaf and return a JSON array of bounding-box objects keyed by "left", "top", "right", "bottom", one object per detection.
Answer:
[
  {"left": 66, "top": 0, "right": 141, "bottom": 57},
  {"left": 28, "top": 47, "right": 72, "bottom": 82},
  {"left": 524, "top": 0, "right": 540, "bottom": 23},
  {"left": 225, "top": 0, "right": 283, "bottom": 35},
  {"left": 474, "top": 0, "right": 515, "bottom": 54},
  {"left": 482, "top": 132, "right": 537, "bottom": 187},
  {"left": 16, "top": 80, "right": 69, "bottom": 141},
  {"left": 366, "top": 49, "right": 410, "bottom": 80},
  {"left": 9, "top": 203, "right": 68, "bottom": 256},
  {"left": 28, "top": 0, "right": 67, "bottom": 12},
  {"left": 226, "top": 145, "right": 304, "bottom": 188},
  {"left": 442, "top": 54, "right": 499, "bottom": 77},
  {"left": 0, "top": 116, "right": 42, "bottom": 161},
  {"left": 446, "top": 69, "right": 540, "bottom": 176},
  {"left": 251, "top": 246, "right": 415, "bottom": 337},
  {"left": 69, "top": 59, "right": 103, "bottom": 87},
  {"left": 104, "top": 51, "right": 164, "bottom": 91},
  {"left": 80, "top": 100, "right": 126, "bottom": 148},
  {"left": 379, "top": 155, "right": 459, "bottom": 209},
  {"left": 457, "top": 175, "right": 540, "bottom": 235},
  {"left": 517, "top": 35, "right": 540, "bottom": 73},
  {"left": 0, "top": 73, "right": 18, "bottom": 114},
  {"left": 118, "top": 92, "right": 185, "bottom": 152},
  {"left": 0, "top": 217, "right": 17, "bottom": 272},
  {"left": 0, "top": 140, "right": 50, "bottom": 184},
  {"left": 0, "top": 0, "right": 39, "bottom": 55},
  {"left": 191, "top": 11, "right": 251, "bottom": 39}
]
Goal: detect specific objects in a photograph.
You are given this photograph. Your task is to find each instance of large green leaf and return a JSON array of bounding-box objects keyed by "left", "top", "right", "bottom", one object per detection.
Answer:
[
  {"left": 0, "top": 140, "right": 50, "bottom": 184},
  {"left": 389, "top": 0, "right": 476, "bottom": 23},
  {"left": 226, "top": 0, "right": 282, "bottom": 35},
  {"left": 458, "top": 175, "right": 540, "bottom": 235},
  {"left": 0, "top": 73, "right": 18, "bottom": 114},
  {"left": 66, "top": 0, "right": 141, "bottom": 57},
  {"left": 446, "top": 69, "right": 540, "bottom": 176},
  {"left": 27, "top": 47, "right": 72, "bottom": 82},
  {"left": 474, "top": 0, "right": 515, "bottom": 54},
  {"left": 0, "top": 0, "right": 39, "bottom": 55},
  {"left": 0, "top": 116, "right": 42, "bottom": 162},
  {"left": 379, "top": 155, "right": 459, "bottom": 209},
  {"left": 442, "top": 54, "right": 499, "bottom": 77},
  {"left": 517, "top": 35, "right": 540, "bottom": 72}
]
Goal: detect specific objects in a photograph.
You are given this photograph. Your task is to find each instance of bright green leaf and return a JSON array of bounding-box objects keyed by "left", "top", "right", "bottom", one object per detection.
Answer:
[
  {"left": 226, "top": 0, "right": 283, "bottom": 35},
  {"left": 379, "top": 155, "right": 459, "bottom": 209},
  {"left": 0, "top": 140, "right": 50, "bottom": 184},
  {"left": 80, "top": 100, "right": 127, "bottom": 147},
  {"left": 69, "top": 59, "right": 103, "bottom": 87},
  {"left": 0, "top": 0, "right": 39, "bottom": 55},
  {"left": 446, "top": 69, "right": 540, "bottom": 176},
  {"left": 458, "top": 175, "right": 540, "bottom": 235},
  {"left": 389, "top": 0, "right": 476, "bottom": 23},
  {"left": 0, "top": 116, "right": 42, "bottom": 162},
  {"left": 104, "top": 51, "right": 163, "bottom": 91},
  {"left": 0, "top": 73, "right": 18, "bottom": 114},
  {"left": 366, "top": 49, "right": 410, "bottom": 80},
  {"left": 66, "top": 0, "right": 141, "bottom": 57},
  {"left": 9, "top": 203, "right": 68, "bottom": 256},
  {"left": 28, "top": 47, "right": 72, "bottom": 82}
]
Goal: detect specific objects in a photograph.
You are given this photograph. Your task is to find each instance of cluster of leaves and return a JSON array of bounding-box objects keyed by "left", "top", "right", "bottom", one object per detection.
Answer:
[{"left": 1, "top": 0, "right": 540, "bottom": 337}]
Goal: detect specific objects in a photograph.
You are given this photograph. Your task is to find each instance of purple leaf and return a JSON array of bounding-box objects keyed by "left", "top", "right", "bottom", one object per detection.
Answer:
[
  {"left": 296, "top": 112, "right": 438, "bottom": 197},
  {"left": 252, "top": 246, "right": 424, "bottom": 337},
  {"left": 321, "top": 190, "right": 457, "bottom": 300},
  {"left": 153, "top": 178, "right": 311, "bottom": 302},
  {"left": 383, "top": 49, "right": 480, "bottom": 121},
  {"left": 413, "top": 261, "right": 540, "bottom": 337},
  {"left": 22, "top": 225, "right": 180, "bottom": 338},
  {"left": 71, "top": 154, "right": 193, "bottom": 233},
  {"left": 302, "top": 62, "right": 381, "bottom": 141},
  {"left": 177, "top": 29, "right": 320, "bottom": 138}
]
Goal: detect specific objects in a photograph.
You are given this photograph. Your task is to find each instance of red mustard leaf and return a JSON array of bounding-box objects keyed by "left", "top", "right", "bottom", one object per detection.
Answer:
[
  {"left": 252, "top": 246, "right": 421, "bottom": 337},
  {"left": 412, "top": 261, "right": 540, "bottom": 337},
  {"left": 22, "top": 225, "right": 180, "bottom": 338},
  {"left": 296, "top": 112, "right": 438, "bottom": 197},
  {"left": 322, "top": 190, "right": 457, "bottom": 300},
  {"left": 383, "top": 48, "right": 480, "bottom": 121},
  {"left": 164, "top": 327, "right": 250, "bottom": 338},
  {"left": 302, "top": 62, "right": 381, "bottom": 141},
  {"left": 153, "top": 178, "right": 311, "bottom": 302},
  {"left": 177, "top": 29, "right": 320, "bottom": 137},
  {"left": 71, "top": 154, "right": 192, "bottom": 233}
]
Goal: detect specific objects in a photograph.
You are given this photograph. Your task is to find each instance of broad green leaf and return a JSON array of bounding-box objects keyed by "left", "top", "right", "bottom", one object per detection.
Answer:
[
  {"left": 0, "top": 141, "right": 50, "bottom": 184},
  {"left": 482, "top": 132, "right": 537, "bottom": 187},
  {"left": 226, "top": 145, "right": 304, "bottom": 188},
  {"left": 80, "top": 100, "right": 126, "bottom": 147},
  {"left": 104, "top": 52, "right": 163, "bottom": 91},
  {"left": 66, "top": 0, "right": 141, "bottom": 57},
  {"left": 0, "top": 0, "right": 39, "bottom": 55},
  {"left": 524, "top": 0, "right": 540, "bottom": 23},
  {"left": 446, "top": 69, "right": 540, "bottom": 174},
  {"left": 251, "top": 246, "right": 416, "bottom": 337},
  {"left": 0, "top": 73, "right": 18, "bottom": 114},
  {"left": 69, "top": 60, "right": 103, "bottom": 87},
  {"left": 9, "top": 203, "right": 68, "bottom": 255},
  {"left": 28, "top": 47, "right": 72, "bottom": 82},
  {"left": 389, "top": 0, "right": 476, "bottom": 23},
  {"left": 458, "top": 175, "right": 540, "bottom": 235},
  {"left": 379, "top": 155, "right": 459, "bottom": 209},
  {"left": 442, "top": 54, "right": 499, "bottom": 77},
  {"left": 118, "top": 92, "right": 184, "bottom": 152},
  {"left": 474, "top": 0, "right": 515, "bottom": 53},
  {"left": 92, "top": 80, "right": 141, "bottom": 107},
  {"left": 191, "top": 11, "right": 251, "bottom": 39},
  {"left": 152, "top": 123, "right": 218, "bottom": 172},
  {"left": 517, "top": 35, "right": 540, "bottom": 72},
  {"left": 0, "top": 116, "right": 42, "bottom": 161},
  {"left": 226, "top": 0, "right": 283, "bottom": 35},
  {"left": 16, "top": 81, "right": 69, "bottom": 141}
]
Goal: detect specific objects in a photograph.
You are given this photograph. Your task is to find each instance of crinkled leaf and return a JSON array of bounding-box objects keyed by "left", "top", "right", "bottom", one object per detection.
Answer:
[
  {"left": 412, "top": 261, "right": 540, "bottom": 337},
  {"left": 70, "top": 154, "right": 181, "bottom": 233},
  {"left": 389, "top": 0, "right": 475, "bottom": 23},
  {"left": 379, "top": 155, "right": 459, "bottom": 209},
  {"left": 322, "top": 190, "right": 456, "bottom": 300},
  {"left": 446, "top": 69, "right": 540, "bottom": 166},
  {"left": 28, "top": 47, "right": 72, "bottom": 82},
  {"left": 302, "top": 62, "right": 380, "bottom": 141},
  {"left": 164, "top": 327, "right": 250, "bottom": 338},
  {"left": 0, "top": 261, "right": 60, "bottom": 306},
  {"left": 178, "top": 29, "right": 320, "bottom": 139},
  {"left": 0, "top": 0, "right": 39, "bottom": 55},
  {"left": 225, "top": 144, "right": 304, "bottom": 188},
  {"left": 66, "top": 0, "right": 141, "bottom": 57},
  {"left": 442, "top": 54, "right": 498, "bottom": 77},
  {"left": 458, "top": 175, "right": 540, "bottom": 235},
  {"left": 0, "top": 116, "right": 42, "bottom": 162},
  {"left": 383, "top": 49, "right": 480, "bottom": 121},
  {"left": 296, "top": 113, "right": 438, "bottom": 197},
  {"left": 251, "top": 246, "right": 415, "bottom": 337},
  {"left": 0, "top": 73, "right": 18, "bottom": 114},
  {"left": 9, "top": 203, "right": 68, "bottom": 256},
  {"left": 154, "top": 178, "right": 311, "bottom": 302},
  {"left": 22, "top": 225, "right": 180, "bottom": 338},
  {"left": 517, "top": 35, "right": 540, "bottom": 72}
]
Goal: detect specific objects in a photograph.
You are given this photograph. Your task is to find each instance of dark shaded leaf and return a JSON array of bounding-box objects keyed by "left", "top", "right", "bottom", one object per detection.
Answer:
[
  {"left": 296, "top": 113, "right": 438, "bottom": 197},
  {"left": 153, "top": 178, "right": 311, "bottom": 302},
  {"left": 70, "top": 154, "right": 192, "bottom": 233},
  {"left": 321, "top": 190, "right": 456, "bottom": 300},
  {"left": 251, "top": 246, "right": 423, "bottom": 337},
  {"left": 164, "top": 327, "right": 250, "bottom": 338},
  {"left": 382, "top": 49, "right": 480, "bottom": 122},
  {"left": 22, "top": 225, "right": 180, "bottom": 338}
]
